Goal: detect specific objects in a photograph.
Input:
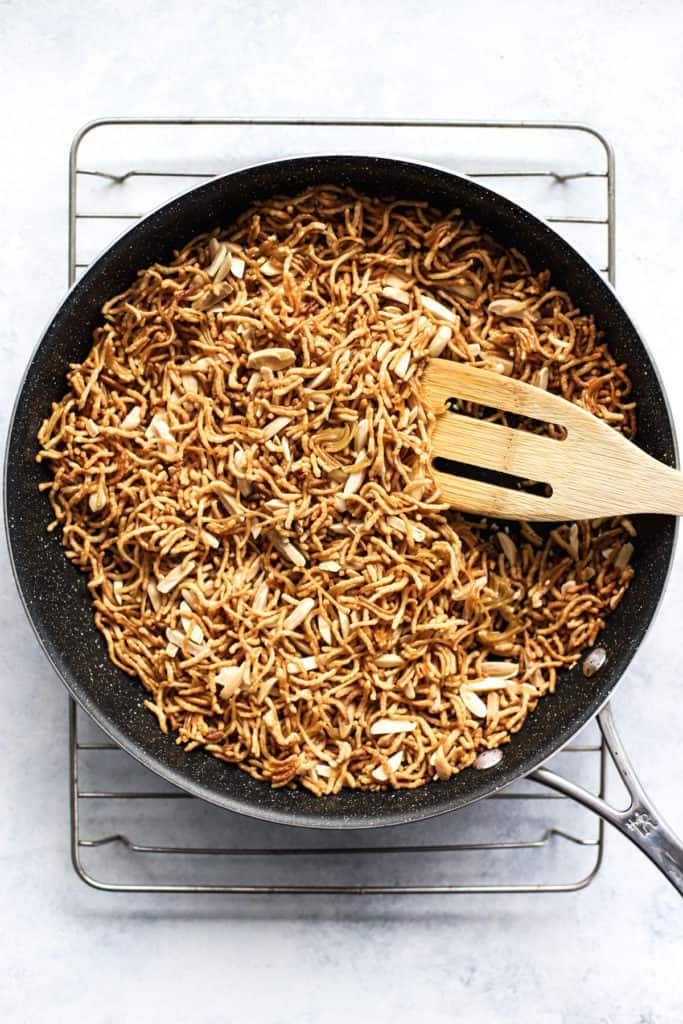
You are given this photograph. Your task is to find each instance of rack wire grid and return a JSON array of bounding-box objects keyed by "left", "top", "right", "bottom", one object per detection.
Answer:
[{"left": 68, "top": 118, "right": 614, "bottom": 894}]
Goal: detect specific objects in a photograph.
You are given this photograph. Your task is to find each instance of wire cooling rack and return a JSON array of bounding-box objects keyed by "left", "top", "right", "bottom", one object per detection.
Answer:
[{"left": 68, "top": 118, "right": 614, "bottom": 893}]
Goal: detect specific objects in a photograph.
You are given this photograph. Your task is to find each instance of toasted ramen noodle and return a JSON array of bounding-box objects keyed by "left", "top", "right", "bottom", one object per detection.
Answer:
[{"left": 37, "top": 187, "right": 636, "bottom": 794}]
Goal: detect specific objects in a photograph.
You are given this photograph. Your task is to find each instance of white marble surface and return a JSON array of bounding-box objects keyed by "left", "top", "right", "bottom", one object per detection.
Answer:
[{"left": 2, "top": 2, "right": 683, "bottom": 1021}]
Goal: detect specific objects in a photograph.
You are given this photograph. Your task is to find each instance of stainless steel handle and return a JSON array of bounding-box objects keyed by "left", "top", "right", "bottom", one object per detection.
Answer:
[{"left": 530, "top": 704, "right": 683, "bottom": 896}]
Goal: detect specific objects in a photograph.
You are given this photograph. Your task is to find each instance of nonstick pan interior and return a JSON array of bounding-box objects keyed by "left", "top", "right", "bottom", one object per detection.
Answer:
[{"left": 5, "top": 155, "right": 677, "bottom": 828}]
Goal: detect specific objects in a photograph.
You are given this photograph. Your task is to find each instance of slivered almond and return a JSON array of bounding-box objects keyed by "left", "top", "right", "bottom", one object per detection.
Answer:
[
  {"left": 283, "top": 597, "right": 315, "bottom": 631},
  {"left": 375, "top": 653, "right": 404, "bottom": 669},
  {"left": 233, "top": 448, "right": 251, "bottom": 497},
  {"left": 262, "top": 416, "right": 291, "bottom": 440},
  {"left": 181, "top": 373, "right": 199, "bottom": 394},
  {"left": 88, "top": 480, "right": 107, "bottom": 513},
  {"left": 420, "top": 293, "right": 457, "bottom": 323},
  {"left": 488, "top": 298, "right": 528, "bottom": 317},
  {"left": 392, "top": 350, "right": 411, "bottom": 379},
  {"left": 614, "top": 541, "right": 634, "bottom": 570},
  {"left": 216, "top": 664, "right": 245, "bottom": 699},
  {"left": 201, "top": 529, "right": 220, "bottom": 549},
  {"left": 260, "top": 259, "right": 280, "bottom": 276},
  {"left": 381, "top": 285, "right": 411, "bottom": 306},
  {"left": 497, "top": 531, "right": 519, "bottom": 566},
  {"left": 189, "top": 623, "right": 204, "bottom": 645},
  {"left": 355, "top": 419, "right": 369, "bottom": 453},
  {"left": 486, "top": 356, "right": 515, "bottom": 376},
  {"left": 213, "top": 252, "right": 233, "bottom": 284},
  {"left": 186, "top": 639, "right": 208, "bottom": 659},
  {"left": 211, "top": 485, "right": 241, "bottom": 516},
  {"left": 533, "top": 366, "right": 549, "bottom": 390},
  {"left": 343, "top": 462, "right": 365, "bottom": 498},
  {"left": 113, "top": 580, "right": 123, "bottom": 605},
  {"left": 620, "top": 517, "right": 637, "bottom": 538},
  {"left": 474, "top": 748, "right": 504, "bottom": 770},
  {"left": 428, "top": 325, "right": 452, "bottom": 358},
  {"left": 370, "top": 719, "right": 416, "bottom": 736},
  {"left": 385, "top": 272, "right": 410, "bottom": 289},
  {"left": 452, "top": 281, "right": 478, "bottom": 300},
  {"left": 166, "top": 642, "right": 178, "bottom": 658},
  {"left": 271, "top": 532, "right": 306, "bottom": 567},
  {"left": 242, "top": 557, "right": 263, "bottom": 583},
  {"left": 192, "top": 283, "right": 231, "bottom": 311},
  {"left": 430, "top": 746, "right": 452, "bottom": 780},
  {"left": 318, "top": 615, "right": 332, "bottom": 645},
  {"left": 147, "top": 581, "right": 162, "bottom": 612},
  {"left": 247, "top": 348, "right": 296, "bottom": 371},
  {"left": 165, "top": 627, "right": 185, "bottom": 648},
  {"left": 179, "top": 600, "right": 193, "bottom": 631},
  {"left": 85, "top": 418, "right": 99, "bottom": 438},
  {"left": 157, "top": 560, "right": 196, "bottom": 595},
  {"left": 319, "top": 560, "right": 341, "bottom": 573},
  {"left": 386, "top": 515, "right": 407, "bottom": 535},
  {"left": 386, "top": 515, "right": 426, "bottom": 544},
  {"left": 280, "top": 540, "right": 306, "bottom": 567},
  {"left": 465, "top": 678, "right": 515, "bottom": 693},
  {"left": 376, "top": 339, "right": 393, "bottom": 363},
  {"left": 208, "top": 243, "right": 227, "bottom": 277},
  {"left": 121, "top": 406, "right": 142, "bottom": 430},
  {"left": 481, "top": 660, "right": 518, "bottom": 677},
  {"left": 308, "top": 366, "right": 331, "bottom": 390},
  {"left": 146, "top": 413, "right": 176, "bottom": 454},
  {"left": 256, "top": 677, "right": 277, "bottom": 703},
  {"left": 287, "top": 655, "right": 318, "bottom": 673},
  {"left": 372, "top": 750, "right": 404, "bottom": 781},
  {"left": 338, "top": 609, "right": 350, "bottom": 638},
  {"left": 314, "top": 764, "right": 332, "bottom": 779},
  {"left": 461, "top": 687, "right": 487, "bottom": 718},
  {"left": 230, "top": 256, "right": 246, "bottom": 279},
  {"left": 252, "top": 580, "right": 269, "bottom": 612}
]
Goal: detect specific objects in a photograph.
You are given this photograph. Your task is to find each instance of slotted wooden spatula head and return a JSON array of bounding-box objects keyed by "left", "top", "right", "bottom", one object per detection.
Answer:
[{"left": 422, "top": 359, "right": 683, "bottom": 521}]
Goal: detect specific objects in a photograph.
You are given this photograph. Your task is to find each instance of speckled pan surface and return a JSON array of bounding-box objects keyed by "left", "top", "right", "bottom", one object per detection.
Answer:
[{"left": 5, "top": 155, "right": 677, "bottom": 829}]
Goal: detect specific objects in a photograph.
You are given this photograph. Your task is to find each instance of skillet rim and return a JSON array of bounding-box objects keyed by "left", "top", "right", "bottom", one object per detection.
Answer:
[{"left": 4, "top": 153, "right": 678, "bottom": 829}]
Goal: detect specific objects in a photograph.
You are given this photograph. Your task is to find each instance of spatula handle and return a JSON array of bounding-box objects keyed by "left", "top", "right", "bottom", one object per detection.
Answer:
[{"left": 632, "top": 461, "right": 683, "bottom": 516}]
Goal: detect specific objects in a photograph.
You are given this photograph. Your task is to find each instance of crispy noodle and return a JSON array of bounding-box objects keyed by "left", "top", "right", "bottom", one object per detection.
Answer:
[{"left": 37, "top": 186, "right": 637, "bottom": 794}]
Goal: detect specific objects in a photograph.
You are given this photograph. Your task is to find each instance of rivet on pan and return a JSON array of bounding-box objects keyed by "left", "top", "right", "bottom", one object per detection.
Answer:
[
  {"left": 473, "top": 749, "right": 503, "bottom": 770},
  {"left": 582, "top": 647, "right": 607, "bottom": 678}
]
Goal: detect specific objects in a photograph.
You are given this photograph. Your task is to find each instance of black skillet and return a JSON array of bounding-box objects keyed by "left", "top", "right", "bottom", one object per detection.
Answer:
[{"left": 5, "top": 155, "right": 683, "bottom": 892}]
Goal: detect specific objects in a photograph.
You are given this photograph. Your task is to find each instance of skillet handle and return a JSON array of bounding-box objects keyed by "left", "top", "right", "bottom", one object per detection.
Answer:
[{"left": 529, "top": 704, "right": 683, "bottom": 896}]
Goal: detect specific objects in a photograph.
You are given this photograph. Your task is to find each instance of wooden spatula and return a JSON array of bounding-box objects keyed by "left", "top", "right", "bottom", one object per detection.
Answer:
[{"left": 422, "top": 359, "right": 683, "bottom": 521}]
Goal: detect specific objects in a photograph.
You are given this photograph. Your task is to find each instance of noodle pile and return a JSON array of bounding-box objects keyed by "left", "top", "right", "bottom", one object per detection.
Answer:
[{"left": 37, "top": 186, "right": 637, "bottom": 793}]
